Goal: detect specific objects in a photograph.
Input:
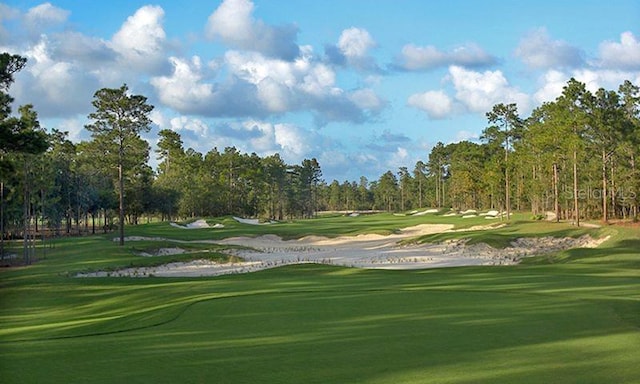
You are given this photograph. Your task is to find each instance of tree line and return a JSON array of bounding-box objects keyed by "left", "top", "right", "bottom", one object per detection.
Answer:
[{"left": 1, "top": 52, "right": 639, "bottom": 260}]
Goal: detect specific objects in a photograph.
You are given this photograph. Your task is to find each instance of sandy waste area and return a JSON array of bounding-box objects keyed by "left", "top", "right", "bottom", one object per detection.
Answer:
[{"left": 78, "top": 222, "right": 608, "bottom": 278}]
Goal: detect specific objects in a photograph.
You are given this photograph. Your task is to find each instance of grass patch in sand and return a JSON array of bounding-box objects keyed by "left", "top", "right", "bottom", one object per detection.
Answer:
[
  {"left": 410, "top": 220, "right": 607, "bottom": 248},
  {"left": 0, "top": 214, "right": 638, "bottom": 383}
]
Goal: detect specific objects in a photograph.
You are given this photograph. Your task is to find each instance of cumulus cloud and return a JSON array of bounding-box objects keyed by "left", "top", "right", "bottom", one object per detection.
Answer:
[
  {"left": 205, "top": 0, "right": 299, "bottom": 60},
  {"left": 326, "top": 27, "right": 380, "bottom": 72},
  {"left": 532, "top": 68, "right": 640, "bottom": 106},
  {"left": 572, "top": 68, "right": 640, "bottom": 93},
  {"left": 12, "top": 36, "right": 99, "bottom": 117},
  {"left": 170, "top": 116, "right": 209, "bottom": 137},
  {"left": 24, "top": 2, "right": 69, "bottom": 34},
  {"left": 407, "top": 66, "right": 530, "bottom": 118},
  {"left": 110, "top": 5, "right": 168, "bottom": 73},
  {"left": 349, "top": 88, "right": 385, "bottom": 110},
  {"left": 212, "top": 120, "right": 321, "bottom": 164},
  {"left": 533, "top": 70, "right": 567, "bottom": 104},
  {"left": 514, "top": 28, "right": 584, "bottom": 69},
  {"left": 395, "top": 43, "right": 496, "bottom": 71},
  {"left": 407, "top": 90, "right": 453, "bottom": 119},
  {"left": 53, "top": 31, "right": 114, "bottom": 66},
  {"left": 150, "top": 56, "right": 216, "bottom": 113},
  {"left": 449, "top": 66, "right": 530, "bottom": 113},
  {"left": 151, "top": 49, "right": 385, "bottom": 124},
  {"left": 598, "top": 31, "right": 640, "bottom": 70}
]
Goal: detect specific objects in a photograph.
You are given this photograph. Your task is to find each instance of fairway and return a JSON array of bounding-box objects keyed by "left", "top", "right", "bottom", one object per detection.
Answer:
[{"left": 1, "top": 215, "right": 639, "bottom": 383}]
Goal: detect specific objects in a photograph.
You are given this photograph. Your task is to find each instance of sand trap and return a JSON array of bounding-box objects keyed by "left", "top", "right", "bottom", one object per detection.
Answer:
[
  {"left": 233, "top": 217, "right": 276, "bottom": 225},
  {"left": 83, "top": 223, "right": 608, "bottom": 278},
  {"left": 170, "top": 219, "right": 212, "bottom": 229},
  {"left": 413, "top": 209, "right": 439, "bottom": 216}
]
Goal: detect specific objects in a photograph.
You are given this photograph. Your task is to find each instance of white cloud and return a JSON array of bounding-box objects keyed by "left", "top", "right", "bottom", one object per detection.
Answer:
[
  {"left": 349, "top": 88, "right": 385, "bottom": 110},
  {"left": 274, "top": 123, "right": 311, "bottom": 158},
  {"left": 213, "top": 120, "right": 319, "bottom": 164},
  {"left": 153, "top": 49, "right": 384, "bottom": 122},
  {"left": 205, "top": 0, "right": 299, "bottom": 60},
  {"left": 598, "top": 31, "right": 640, "bottom": 70},
  {"left": 338, "top": 27, "right": 375, "bottom": 60},
  {"left": 396, "top": 43, "right": 496, "bottom": 71},
  {"left": 326, "top": 27, "right": 380, "bottom": 72},
  {"left": 13, "top": 36, "right": 98, "bottom": 117},
  {"left": 57, "top": 116, "right": 86, "bottom": 142},
  {"left": 170, "top": 116, "right": 209, "bottom": 137},
  {"left": 533, "top": 68, "right": 640, "bottom": 105},
  {"left": 408, "top": 66, "right": 530, "bottom": 118},
  {"left": 150, "top": 56, "right": 215, "bottom": 113},
  {"left": 514, "top": 28, "right": 583, "bottom": 69},
  {"left": 24, "top": 2, "right": 69, "bottom": 34},
  {"left": 387, "top": 147, "right": 410, "bottom": 170},
  {"left": 110, "top": 5, "right": 167, "bottom": 73},
  {"left": 449, "top": 66, "right": 530, "bottom": 113},
  {"left": 407, "top": 90, "right": 453, "bottom": 119},
  {"left": 572, "top": 68, "right": 640, "bottom": 93},
  {"left": 533, "top": 70, "right": 568, "bottom": 104}
]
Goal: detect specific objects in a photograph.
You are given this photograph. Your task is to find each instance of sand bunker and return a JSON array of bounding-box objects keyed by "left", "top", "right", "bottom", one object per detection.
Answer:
[
  {"left": 233, "top": 217, "right": 277, "bottom": 225},
  {"left": 81, "top": 223, "right": 608, "bottom": 278},
  {"left": 170, "top": 219, "right": 217, "bottom": 229}
]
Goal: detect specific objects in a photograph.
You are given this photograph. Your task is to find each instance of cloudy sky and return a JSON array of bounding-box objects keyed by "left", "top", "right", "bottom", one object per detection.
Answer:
[{"left": 2, "top": 0, "right": 640, "bottom": 181}]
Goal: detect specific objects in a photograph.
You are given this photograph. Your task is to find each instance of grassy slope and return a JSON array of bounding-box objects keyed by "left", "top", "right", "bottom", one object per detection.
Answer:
[{"left": 0, "top": 214, "right": 638, "bottom": 383}]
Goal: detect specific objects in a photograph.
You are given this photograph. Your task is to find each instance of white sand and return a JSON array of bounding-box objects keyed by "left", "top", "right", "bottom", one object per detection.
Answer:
[
  {"left": 413, "top": 209, "right": 439, "bottom": 216},
  {"left": 233, "top": 216, "right": 276, "bottom": 225},
  {"left": 170, "top": 219, "right": 212, "bottom": 229},
  {"left": 83, "top": 223, "right": 608, "bottom": 278}
]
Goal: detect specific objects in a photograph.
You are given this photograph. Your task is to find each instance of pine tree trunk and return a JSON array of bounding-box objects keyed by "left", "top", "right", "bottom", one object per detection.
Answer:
[
  {"left": 602, "top": 149, "right": 608, "bottom": 223},
  {"left": 553, "top": 162, "right": 559, "bottom": 223},
  {"left": 23, "top": 159, "right": 30, "bottom": 265},
  {"left": 118, "top": 161, "right": 125, "bottom": 246},
  {"left": 573, "top": 149, "right": 580, "bottom": 227}
]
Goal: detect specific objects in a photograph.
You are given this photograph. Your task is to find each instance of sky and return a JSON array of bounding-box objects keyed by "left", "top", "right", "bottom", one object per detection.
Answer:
[{"left": 1, "top": 0, "right": 640, "bottom": 182}]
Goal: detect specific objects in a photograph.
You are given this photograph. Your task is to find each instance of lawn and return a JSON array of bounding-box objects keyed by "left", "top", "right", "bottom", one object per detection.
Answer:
[{"left": 0, "top": 214, "right": 639, "bottom": 383}]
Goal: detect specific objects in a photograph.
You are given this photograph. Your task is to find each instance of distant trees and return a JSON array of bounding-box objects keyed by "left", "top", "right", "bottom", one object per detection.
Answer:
[
  {"left": 0, "top": 53, "right": 48, "bottom": 263},
  {"left": 349, "top": 78, "right": 639, "bottom": 222},
  {"left": 1, "top": 49, "right": 639, "bottom": 254}
]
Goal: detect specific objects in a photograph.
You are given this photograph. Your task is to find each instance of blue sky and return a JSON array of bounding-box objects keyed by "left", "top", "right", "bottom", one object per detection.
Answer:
[{"left": 2, "top": 0, "right": 639, "bottom": 182}]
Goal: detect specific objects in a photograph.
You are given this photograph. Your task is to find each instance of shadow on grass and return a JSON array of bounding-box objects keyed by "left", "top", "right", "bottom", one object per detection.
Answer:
[{"left": 3, "top": 281, "right": 637, "bottom": 384}]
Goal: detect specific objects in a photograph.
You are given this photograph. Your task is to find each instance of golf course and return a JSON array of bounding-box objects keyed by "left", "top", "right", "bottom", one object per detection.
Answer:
[{"left": 1, "top": 212, "right": 639, "bottom": 383}]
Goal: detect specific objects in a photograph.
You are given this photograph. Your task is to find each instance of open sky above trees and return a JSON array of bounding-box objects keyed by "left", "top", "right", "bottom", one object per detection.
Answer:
[{"left": 1, "top": 0, "right": 640, "bottom": 181}]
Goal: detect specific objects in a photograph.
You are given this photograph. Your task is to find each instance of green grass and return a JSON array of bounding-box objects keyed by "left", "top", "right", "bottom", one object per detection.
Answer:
[
  {"left": 0, "top": 214, "right": 639, "bottom": 383},
  {"left": 122, "top": 212, "right": 501, "bottom": 241}
]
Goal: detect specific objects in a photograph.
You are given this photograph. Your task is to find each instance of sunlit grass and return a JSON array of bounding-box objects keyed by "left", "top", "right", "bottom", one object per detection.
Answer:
[{"left": 0, "top": 214, "right": 638, "bottom": 383}]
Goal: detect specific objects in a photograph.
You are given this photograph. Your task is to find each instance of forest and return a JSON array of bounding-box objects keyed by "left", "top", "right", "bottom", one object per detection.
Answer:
[{"left": 1, "top": 52, "right": 639, "bottom": 253}]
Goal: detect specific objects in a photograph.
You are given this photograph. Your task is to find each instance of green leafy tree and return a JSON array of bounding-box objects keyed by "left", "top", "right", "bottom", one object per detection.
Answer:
[{"left": 0, "top": 53, "right": 48, "bottom": 261}]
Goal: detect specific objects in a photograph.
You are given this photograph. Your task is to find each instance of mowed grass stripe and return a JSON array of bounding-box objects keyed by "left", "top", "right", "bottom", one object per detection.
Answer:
[
  {"left": 0, "top": 216, "right": 638, "bottom": 383},
  {"left": 1, "top": 285, "right": 638, "bottom": 384}
]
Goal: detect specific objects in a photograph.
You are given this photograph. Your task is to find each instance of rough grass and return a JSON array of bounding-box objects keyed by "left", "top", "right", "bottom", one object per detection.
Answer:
[
  {"left": 410, "top": 219, "right": 608, "bottom": 248},
  {"left": 0, "top": 214, "right": 638, "bottom": 383}
]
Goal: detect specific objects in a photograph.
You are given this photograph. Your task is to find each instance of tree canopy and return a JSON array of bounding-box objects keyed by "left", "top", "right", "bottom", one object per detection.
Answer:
[{"left": 1, "top": 51, "right": 639, "bottom": 259}]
